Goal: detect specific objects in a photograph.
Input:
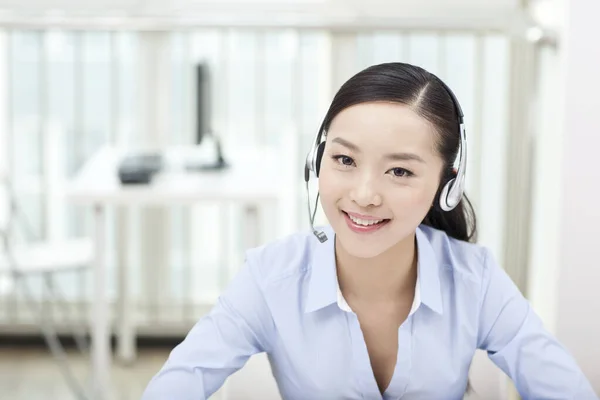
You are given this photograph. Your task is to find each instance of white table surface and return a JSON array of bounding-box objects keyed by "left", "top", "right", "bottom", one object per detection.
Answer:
[
  {"left": 66, "top": 145, "right": 287, "bottom": 205},
  {"left": 64, "top": 144, "right": 288, "bottom": 400}
]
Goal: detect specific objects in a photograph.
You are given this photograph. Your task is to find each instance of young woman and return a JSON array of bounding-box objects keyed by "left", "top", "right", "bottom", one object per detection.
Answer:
[{"left": 142, "top": 63, "right": 597, "bottom": 399}]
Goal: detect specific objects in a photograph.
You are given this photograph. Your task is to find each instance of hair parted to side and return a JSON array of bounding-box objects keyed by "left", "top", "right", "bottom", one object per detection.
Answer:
[{"left": 318, "top": 62, "right": 477, "bottom": 243}]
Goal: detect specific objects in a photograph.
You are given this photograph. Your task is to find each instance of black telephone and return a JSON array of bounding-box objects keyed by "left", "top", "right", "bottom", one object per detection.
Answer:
[{"left": 118, "top": 153, "right": 163, "bottom": 185}]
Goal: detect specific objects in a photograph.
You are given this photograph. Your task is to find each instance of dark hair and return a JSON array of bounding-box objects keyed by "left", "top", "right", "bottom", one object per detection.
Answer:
[{"left": 319, "top": 62, "right": 477, "bottom": 243}]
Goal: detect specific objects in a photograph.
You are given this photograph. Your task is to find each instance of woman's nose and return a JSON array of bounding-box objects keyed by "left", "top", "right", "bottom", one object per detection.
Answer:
[{"left": 349, "top": 176, "right": 382, "bottom": 208}]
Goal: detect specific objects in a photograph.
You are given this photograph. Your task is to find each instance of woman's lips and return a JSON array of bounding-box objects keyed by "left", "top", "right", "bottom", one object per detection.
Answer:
[{"left": 342, "top": 211, "right": 390, "bottom": 234}]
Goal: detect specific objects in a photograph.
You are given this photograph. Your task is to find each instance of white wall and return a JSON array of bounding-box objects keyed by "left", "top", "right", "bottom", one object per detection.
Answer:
[{"left": 553, "top": 0, "right": 600, "bottom": 393}]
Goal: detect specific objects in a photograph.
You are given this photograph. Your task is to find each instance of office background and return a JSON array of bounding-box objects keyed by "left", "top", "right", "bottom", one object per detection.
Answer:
[{"left": 0, "top": 0, "right": 598, "bottom": 399}]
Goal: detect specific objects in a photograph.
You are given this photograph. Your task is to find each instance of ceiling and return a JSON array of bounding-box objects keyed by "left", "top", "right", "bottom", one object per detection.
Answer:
[{"left": 0, "top": 0, "right": 527, "bottom": 30}]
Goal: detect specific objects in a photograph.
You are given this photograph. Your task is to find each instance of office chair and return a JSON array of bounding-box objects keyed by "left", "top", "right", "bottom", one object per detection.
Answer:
[{"left": 0, "top": 177, "right": 93, "bottom": 400}]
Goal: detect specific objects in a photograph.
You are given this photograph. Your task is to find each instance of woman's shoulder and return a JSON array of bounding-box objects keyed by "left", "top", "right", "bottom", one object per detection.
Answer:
[
  {"left": 244, "top": 227, "right": 325, "bottom": 287},
  {"left": 418, "top": 224, "right": 497, "bottom": 282}
]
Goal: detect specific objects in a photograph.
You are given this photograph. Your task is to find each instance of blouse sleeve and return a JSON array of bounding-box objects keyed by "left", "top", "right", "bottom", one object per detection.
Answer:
[
  {"left": 141, "top": 250, "right": 276, "bottom": 400},
  {"left": 476, "top": 248, "right": 598, "bottom": 399}
]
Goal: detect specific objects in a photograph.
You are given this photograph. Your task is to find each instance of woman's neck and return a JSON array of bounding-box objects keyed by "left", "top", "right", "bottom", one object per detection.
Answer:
[{"left": 335, "top": 233, "right": 418, "bottom": 304}]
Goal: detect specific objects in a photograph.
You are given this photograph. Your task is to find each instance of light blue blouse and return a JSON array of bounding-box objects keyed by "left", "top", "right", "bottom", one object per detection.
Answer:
[{"left": 142, "top": 224, "right": 598, "bottom": 399}]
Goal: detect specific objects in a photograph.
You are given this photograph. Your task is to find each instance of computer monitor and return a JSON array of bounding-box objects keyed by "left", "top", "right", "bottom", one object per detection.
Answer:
[{"left": 195, "top": 62, "right": 211, "bottom": 146}]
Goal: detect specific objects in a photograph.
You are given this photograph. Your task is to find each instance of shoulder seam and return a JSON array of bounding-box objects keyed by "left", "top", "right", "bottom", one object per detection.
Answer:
[
  {"left": 268, "top": 264, "right": 309, "bottom": 286},
  {"left": 245, "top": 236, "right": 312, "bottom": 287}
]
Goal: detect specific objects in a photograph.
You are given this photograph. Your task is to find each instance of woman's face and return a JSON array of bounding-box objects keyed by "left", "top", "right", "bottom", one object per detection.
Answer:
[{"left": 318, "top": 101, "right": 445, "bottom": 259}]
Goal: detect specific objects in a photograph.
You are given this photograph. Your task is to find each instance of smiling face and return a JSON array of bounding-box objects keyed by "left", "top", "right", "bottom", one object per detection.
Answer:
[{"left": 318, "top": 101, "right": 445, "bottom": 259}]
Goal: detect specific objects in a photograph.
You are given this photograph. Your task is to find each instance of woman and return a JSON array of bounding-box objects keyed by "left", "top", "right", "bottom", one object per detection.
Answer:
[{"left": 142, "top": 63, "right": 597, "bottom": 399}]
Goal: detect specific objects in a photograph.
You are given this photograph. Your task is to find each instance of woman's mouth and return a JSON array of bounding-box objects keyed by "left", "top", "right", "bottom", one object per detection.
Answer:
[{"left": 342, "top": 211, "right": 390, "bottom": 234}]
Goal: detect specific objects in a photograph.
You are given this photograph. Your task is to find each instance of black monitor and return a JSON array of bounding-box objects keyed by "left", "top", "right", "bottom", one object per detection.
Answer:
[{"left": 195, "top": 62, "right": 210, "bottom": 145}]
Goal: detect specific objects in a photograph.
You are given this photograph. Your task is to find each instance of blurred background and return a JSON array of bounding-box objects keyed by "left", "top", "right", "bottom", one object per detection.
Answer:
[{"left": 0, "top": 0, "right": 598, "bottom": 399}]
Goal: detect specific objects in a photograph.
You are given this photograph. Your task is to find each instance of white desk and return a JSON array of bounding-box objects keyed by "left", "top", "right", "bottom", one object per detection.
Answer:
[{"left": 64, "top": 145, "right": 288, "bottom": 400}]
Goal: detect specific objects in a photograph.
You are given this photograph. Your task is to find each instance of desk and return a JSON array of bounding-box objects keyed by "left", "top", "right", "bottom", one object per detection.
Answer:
[{"left": 64, "top": 145, "right": 288, "bottom": 400}]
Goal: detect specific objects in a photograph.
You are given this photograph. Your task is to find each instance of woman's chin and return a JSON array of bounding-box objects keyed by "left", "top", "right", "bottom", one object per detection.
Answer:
[
  {"left": 332, "top": 217, "right": 417, "bottom": 260},
  {"left": 333, "top": 231, "right": 391, "bottom": 259}
]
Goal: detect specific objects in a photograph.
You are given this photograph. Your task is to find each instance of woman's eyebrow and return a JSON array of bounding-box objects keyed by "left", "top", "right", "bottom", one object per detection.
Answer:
[
  {"left": 331, "top": 137, "right": 359, "bottom": 152},
  {"left": 331, "top": 137, "right": 425, "bottom": 163},
  {"left": 384, "top": 152, "right": 425, "bottom": 163}
]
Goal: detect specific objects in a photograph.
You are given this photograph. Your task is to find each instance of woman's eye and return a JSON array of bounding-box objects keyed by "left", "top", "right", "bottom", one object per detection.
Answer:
[
  {"left": 332, "top": 155, "right": 355, "bottom": 166},
  {"left": 390, "top": 167, "right": 413, "bottom": 177}
]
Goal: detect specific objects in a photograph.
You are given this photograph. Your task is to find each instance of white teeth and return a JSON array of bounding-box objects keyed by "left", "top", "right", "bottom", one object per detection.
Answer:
[{"left": 348, "top": 214, "right": 384, "bottom": 226}]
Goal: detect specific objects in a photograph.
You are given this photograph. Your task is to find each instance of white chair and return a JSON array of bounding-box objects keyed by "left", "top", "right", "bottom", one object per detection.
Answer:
[{"left": 0, "top": 178, "right": 94, "bottom": 400}]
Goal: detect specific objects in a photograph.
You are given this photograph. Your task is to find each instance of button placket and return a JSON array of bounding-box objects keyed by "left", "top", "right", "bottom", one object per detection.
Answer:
[
  {"left": 346, "top": 311, "right": 383, "bottom": 400},
  {"left": 383, "top": 316, "right": 414, "bottom": 400}
]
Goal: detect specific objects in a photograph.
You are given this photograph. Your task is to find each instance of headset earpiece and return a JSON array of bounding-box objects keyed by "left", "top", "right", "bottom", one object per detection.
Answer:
[
  {"left": 439, "top": 123, "right": 467, "bottom": 211},
  {"left": 314, "top": 142, "right": 325, "bottom": 177},
  {"left": 305, "top": 131, "right": 326, "bottom": 181},
  {"left": 439, "top": 178, "right": 457, "bottom": 211},
  {"left": 304, "top": 130, "right": 328, "bottom": 241}
]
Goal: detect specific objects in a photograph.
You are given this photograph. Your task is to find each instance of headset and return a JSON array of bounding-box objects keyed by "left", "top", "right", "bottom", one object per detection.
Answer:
[{"left": 303, "top": 77, "right": 467, "bottom": 243}]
